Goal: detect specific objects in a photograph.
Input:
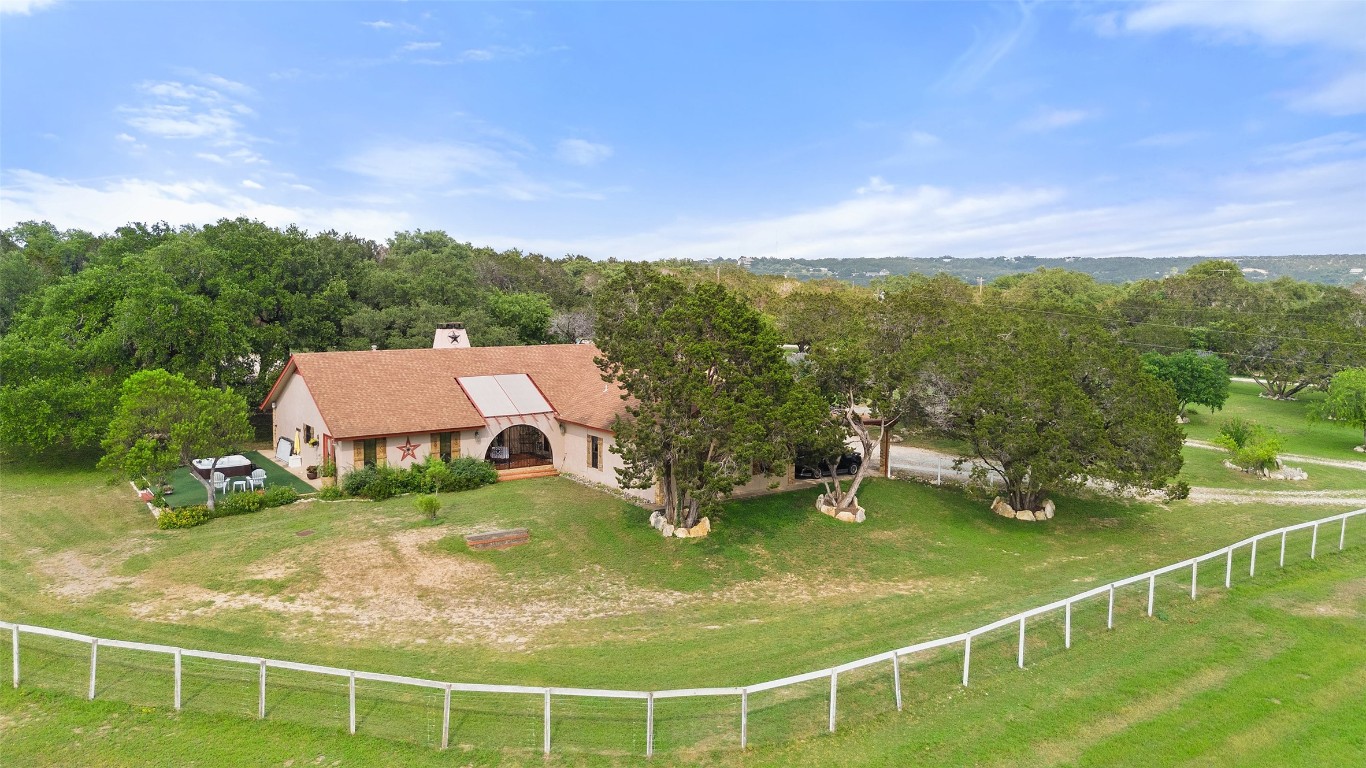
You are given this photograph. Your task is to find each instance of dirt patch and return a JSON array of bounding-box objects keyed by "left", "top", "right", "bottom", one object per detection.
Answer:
[
  {"left": 35, "top": 551, "right": 141, "bottom": 599},
  {"left": 1283, "top": 577, "right": 1366, "bottom": 620}
]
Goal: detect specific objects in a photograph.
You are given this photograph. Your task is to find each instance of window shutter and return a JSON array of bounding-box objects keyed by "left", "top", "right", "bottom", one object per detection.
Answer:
[
  {"left": 353, "top": 441, "right": 363, "bottom": 467},
  {"left": 431, "top": 433, "right": 441, "bottom": 460},
  {"left": 454, "top": 432, "right": 461, "bottom": 458},
  {"left": 586, "top": 436, "right": 592, "bottom": 468},
  {"left": 376, "top": 437, "right": 387, "bottom": 467}
]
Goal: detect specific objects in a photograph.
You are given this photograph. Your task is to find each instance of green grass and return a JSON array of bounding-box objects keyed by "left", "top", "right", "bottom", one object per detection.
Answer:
[
  {"left": 2, "top": 451, "right": 1363, "bottom": 763},
  {"left": 1176, "top": 446, "right": 1366, "bottom": 492},
  {"left": 1183, "top": 380, "right": 1363, "bottom": 459},
  {"left": 160, "top": 451, "right": 315, "bottom": 508}
]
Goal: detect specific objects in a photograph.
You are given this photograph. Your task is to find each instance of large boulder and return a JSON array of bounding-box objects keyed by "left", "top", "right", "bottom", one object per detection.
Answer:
[
  {"left": 1015, "top": 509, "right": 1037, "bottom": 522},
  {"left": 688, "top": 517, "right": 712, "bottom": 537},
  {"left": 991, "top": 497, "right": 1016, "bottom": 518},
  {"left": 661, "top": 523, "right": 675, "bottom": 538},
  {"left": 854, "top": 507, "right": 866, "bottom": 523},
  {"left": 1040, "top": 499, "right": 1056, "bottom": 520},
  {"left": 674, "top": 526, "right": 689, "bottom": 538},
  {"left": 835, "top": 510, "right": 857, "bottom": 523},
  {"left": 649, "top": 510, "right": 664, "bottom": 530}
]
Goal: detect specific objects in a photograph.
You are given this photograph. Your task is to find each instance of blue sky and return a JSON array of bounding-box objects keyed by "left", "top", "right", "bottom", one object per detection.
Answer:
[{"left": 2, "top": 1, "right": 1364, "bottom": 260}]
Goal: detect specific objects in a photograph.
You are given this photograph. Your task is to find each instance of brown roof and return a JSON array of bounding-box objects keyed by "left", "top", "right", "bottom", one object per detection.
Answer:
[{"left": 262, "top": 344, "right": 627, "bottom": 439}]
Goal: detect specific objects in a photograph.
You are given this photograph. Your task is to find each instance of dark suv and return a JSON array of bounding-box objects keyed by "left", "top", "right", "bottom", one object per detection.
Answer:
[{"left": 794, "top": 452, "right": 862, "bottom": 479}]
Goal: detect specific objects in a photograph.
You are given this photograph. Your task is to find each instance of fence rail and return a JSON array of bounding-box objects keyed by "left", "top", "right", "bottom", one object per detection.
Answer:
[{"left": 4, "top": 506, "right": 1361, "bottom": 757}]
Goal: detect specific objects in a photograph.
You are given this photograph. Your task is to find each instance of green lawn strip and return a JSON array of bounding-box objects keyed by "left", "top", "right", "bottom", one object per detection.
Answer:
[
  {"left": 1182, "top": 380, "right": 1362, "bottom": 460},
  {"left": 242, "top": 450, "right": 316, "bottom": 494},
  {"left": 1176, "top": 445, "right": 1366, "bottom": 492},
  {"left": 1, "top": 546, "right": 1360, "bottom": 766}
]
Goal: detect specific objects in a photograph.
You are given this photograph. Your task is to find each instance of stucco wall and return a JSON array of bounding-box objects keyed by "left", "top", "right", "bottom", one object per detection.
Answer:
[
  {"left": 270, "top": 374, "right": 329, "bottom": 471},
  {"left": 559, "top": 423, "right": 655, "bottom": 502}
]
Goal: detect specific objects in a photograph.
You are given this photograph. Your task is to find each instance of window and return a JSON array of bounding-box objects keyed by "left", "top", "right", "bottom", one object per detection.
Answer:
[
  {"left": 439, "top": 432, "right": 454, "bottom": 462},
  {"left": 362, "top": 439, "right": 378, "bottom": 467},
  {"left": 303, "top": 424, "right": 314, "bottom": 444},
  {"left": 588, "top": 435, "right": 602, "bottom": 470}
]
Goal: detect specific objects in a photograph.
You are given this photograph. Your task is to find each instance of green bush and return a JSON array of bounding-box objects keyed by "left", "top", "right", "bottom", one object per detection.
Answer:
[
  {"left": 262, "top": 485, "right": 299, "bottom": 507},
  {"left": 341, "top": 465, "right": 398, "bottom": 500},
  {"left": 1214, "top": 417, "right": 1282, "bottom": 474},
  {"left": 158, "top": 505, "right": 210, "bottom": 530},
  {"left": 316, "top": 484, "right": 346, "bottom": 501},
  {"left": 214, "top": 491, "right": 266, "bottom": 518},
  {"left": 415, "top": 494, "right": 441, "bottom": 520},
  {"left": 1164, "top": 479, "right": 1191, "bottom": 501},
  {"left": 447, "top": 456, "right": 498, "bottom": 491}
]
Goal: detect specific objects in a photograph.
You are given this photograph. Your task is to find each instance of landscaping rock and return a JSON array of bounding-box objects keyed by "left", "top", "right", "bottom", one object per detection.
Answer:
[
  {"left": 836, "top": 510, "right": 857, "bottom": 523},
  {"left": 649, "top": 511, "right": 664, "bottom": 530},
  {"left": 1041, "top": 499, "right": 1056, "bottom": 520},
  {"left": 855, "top": 508, "right": 866, "bottom": 523},
  {"left": 661, "top": 523, "right": 675, "bottom": 538},
  {"left": 688, "top": 517, "right": 711, "bottom": 537},
  {"left": 1015, "top": 509, "right": 1037, "bottom": 522},
  {"left": 674, "top": 526, "right": 689, "bottom": 538},
  {"left": 991, "top": 497, "right": 1015, "bottom": 518}
]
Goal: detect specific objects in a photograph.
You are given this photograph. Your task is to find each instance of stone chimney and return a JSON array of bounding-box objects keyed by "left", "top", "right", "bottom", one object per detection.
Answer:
[{"left": 433, "top": 322, "right": 470, "bottom": 349}]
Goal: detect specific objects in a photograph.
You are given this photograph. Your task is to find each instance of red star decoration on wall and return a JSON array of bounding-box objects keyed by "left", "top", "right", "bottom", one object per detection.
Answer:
[{"left": 398, "top": 438, "right": 420, "bottom": 461}]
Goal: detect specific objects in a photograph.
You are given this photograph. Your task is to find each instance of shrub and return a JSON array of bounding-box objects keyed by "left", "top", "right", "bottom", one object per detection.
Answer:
[
  {"left": 262, "top": 485, "right": 299, "bottom": 508},
  {"left": 342, "top": 465, "right": 377, "bottom": 496},
  {"left": 425, "top": 462, "right": 456, "bottom": 493},
  {"left": 1164, "top": 479, "right": 1191, "bottom": 501},
  {"left": 1214, "top": 417, "right": 1282, "bottom": 474},
  {"left": 214, "top": 491, "right": 266, "bottom": 518},
  {"left": 341, "top": 464, "right": 399, "bottom": 500},
  {"left": 317, "top": 484, "right": 346, "bottom": 501},
  {"left": 447, "top": 456, "right": 498, "bottom": 491},
  {"left": 415, "top": 494, "right": 441, "bottom": 520},
  {"left": 158, "top": 505, "right": 210, "bottom": 530}
]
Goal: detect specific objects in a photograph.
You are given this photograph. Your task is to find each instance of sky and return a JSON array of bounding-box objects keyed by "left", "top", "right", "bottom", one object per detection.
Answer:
[{"left": 2, "top": 0, "right": 1364, "bottom": 261}]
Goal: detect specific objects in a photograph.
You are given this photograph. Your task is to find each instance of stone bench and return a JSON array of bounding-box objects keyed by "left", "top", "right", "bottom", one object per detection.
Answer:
[{"left": 464, "top": 528, "right": 531, "bottom": 551}]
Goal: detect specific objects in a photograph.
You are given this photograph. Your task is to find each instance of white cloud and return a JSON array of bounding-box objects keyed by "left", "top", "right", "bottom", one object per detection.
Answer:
[
  {"left": 115, "top": 133, "right": 137, "bottom": 143},
  {"left": 363, "top": 19, "right": 420, "bottom": 33},
  {"left": 198, "top": 73, "right": 254, "bottom": 97},
  {"left": 906, "top": 131, "right": 941, "bottom": 148},
  {"left": 340, "top": 142, "right": 513, "bottom": 187},
  {"left": 937, "top": 2, "right": 1035, "bottom": 92},
  {"left": 401, "top": 41, "right": 442, "bottom": 52},
  {"left": 0, "top": 169, "right": 404, "bottom": 240},
  {"left": 1019, "top": 108, "right": 1095, "bottom": 132},
  {"left": 856, "top": 176, "right": 895, "bottom": 195},
  {"left": 1258, "top": 132, "right": 1366, "bottom": 164},
  {"left": 0, "top": 0, "right": 58, "bottom": 15},
  {"left": 459, "top": 45, "right": 534, "bottom": 63},
  {"left": 363, "top": 20, "right": 393, "bottom": 30},
  {"left": 195, "top": 152, "right": 228, "bottom": 164},
  {"left": 555, "top": 139, "right": 612, "bottom": 166},
  {"left": 1289, "top": 70, "right": 1366, "bottom": 116},
  {"left": 1130, "top": 131, "right": 1206, "bottom": 148},
  {"left": 1121, "top": 1, "right": 1366, "bottom": 52},
  {"left": 241, "top": 179, "right": 264, "bottom": 190}
]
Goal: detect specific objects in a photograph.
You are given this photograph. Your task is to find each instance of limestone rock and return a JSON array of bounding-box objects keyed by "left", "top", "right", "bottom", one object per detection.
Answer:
[
  {"left": 674, "top": 526, "right": 689, "bottom": 538},
  {"left": 1015, "top": 509, "right": 1037, "bottom": 522},
  {"left": 854, "top": 508, "right": 866, "bottom": 523},
  {"left": 649, "top": 511, "right": 664, "bottom": 530},
  {"left": 661, "top": 523, "right": 675, "bottom": 538},
  {"left": 991, "top": 497, "right": 1015, "bottom": 518},
  {"left": 688, "top": 517, "right": 711, "bottom": 537},
  {"left": 835, "top": 510, "right": 857, "bottom": 523}
]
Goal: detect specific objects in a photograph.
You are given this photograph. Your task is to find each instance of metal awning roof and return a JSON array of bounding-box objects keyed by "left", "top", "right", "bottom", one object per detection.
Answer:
[{"left": 456, "top": 374, "right": 554, "bottom": 418}]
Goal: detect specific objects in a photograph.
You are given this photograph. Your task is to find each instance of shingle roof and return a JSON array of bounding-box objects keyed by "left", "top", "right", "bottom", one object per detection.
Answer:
[{"left": 263, "top": 344, "right": 626, "bottom": 439}]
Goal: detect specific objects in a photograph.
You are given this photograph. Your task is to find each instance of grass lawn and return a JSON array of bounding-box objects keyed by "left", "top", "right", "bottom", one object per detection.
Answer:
[
  {"left": 2, "top": 452, "right": 1363, "bottom": 763},
  {"left": 161, "top": 450, "right": 315, "bottom": 507},
  {"left": 1183, "top": 380, "right": 1363, "bottom": 459},
  {"left": 1176, "top": 446, "right": 1366, "bottom": 492}
]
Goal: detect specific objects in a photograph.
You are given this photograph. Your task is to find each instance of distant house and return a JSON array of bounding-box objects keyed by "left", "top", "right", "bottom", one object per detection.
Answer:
[{"left": 260, "top": 330, "right": 794, "bottom": 502}]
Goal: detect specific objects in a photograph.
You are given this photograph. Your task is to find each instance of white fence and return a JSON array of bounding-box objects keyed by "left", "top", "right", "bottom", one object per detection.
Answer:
[{"left": 4, "top": 507, "right": 1361, "bottom": 757}]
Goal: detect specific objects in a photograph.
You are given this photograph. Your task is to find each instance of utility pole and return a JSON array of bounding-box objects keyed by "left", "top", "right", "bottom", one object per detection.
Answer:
[{"left": 977, "top": 276, "right": 984, "bottom": 300}]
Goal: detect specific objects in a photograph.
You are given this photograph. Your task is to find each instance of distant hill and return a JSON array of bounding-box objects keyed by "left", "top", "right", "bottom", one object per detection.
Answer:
[{"left": 736, "top": 254, "right": 1366, "bottom": 286}]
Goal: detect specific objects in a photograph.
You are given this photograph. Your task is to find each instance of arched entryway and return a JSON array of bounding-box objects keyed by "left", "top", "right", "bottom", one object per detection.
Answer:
[{"left": 485, "top": 424, "right": 553, "bottom": 470}]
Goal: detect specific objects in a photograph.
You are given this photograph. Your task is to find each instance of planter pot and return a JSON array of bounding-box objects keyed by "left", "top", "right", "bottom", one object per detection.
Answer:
[
  {"left": 320, "top": 476, "right": 336, "bottom": 488},
  {"left": 306, "top": 466, "right": 319, "bottom": 480}
]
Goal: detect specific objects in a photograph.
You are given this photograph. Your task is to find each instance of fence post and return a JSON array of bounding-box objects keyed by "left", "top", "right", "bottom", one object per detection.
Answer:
[
  {"left": 646, "top": 692, "right": 654, "bottom": 757},
  {"left": 10, "top": 625, "right": 17, "bottom": 688},
  {"left": 1191, "top": 561, "right": 1198, "bottom": 600},
  {"left": 1312, "top": 524, "right": 1319, "bottom": 559},
  {"left": 1280, "top": 530, "right": 1287, "bottom": 567},
  {"left": 961, "top": 635, "right": 972, "bottom": 687},
  {"left": 174, "top": 649, "right": 182, "bottom": 710},
  {"left": 740, "top": 689, "right": 748, "bottom": 750},
  {"left": 441, "top": 684, "right": 451, "bottom": 750},
  {"left": 258, "top": 660, "right": 266, "bottom": 719},
  {"left": 1107, "top": 585, "right": 1115, "bottom": 629},
  {"left": 1147, "top": 575, "right": 1155, "bottom": 617},
  {"left": 88, "top": 638, "right": 98, "bottom": 700},
  {"left": 348, "top": 672, "right": 356, "bottom": 735},
  {"left": 891, "top": 652, "right": 903, "bottom": 710},
  {"left": 543, "top": 689, "right": 551, "bottom": 756},
  {"left": 1342, "top": 517, "right": 1348, "bottom": 550},
  {"left": 828, "top": 670, "right": 837, "bottom": 733},
  {"left": 1224, "top": 548, "right": 1233, "bottom": 589},
  {"left": 1064, "top": 601, "right": 1072, "bottom": 649},
  {"left": 1250, "top": 538, "right": 1258, "bottom": 577},
  {"left": 1018, "top": 617, "right": 1026, "bottom": 668}
]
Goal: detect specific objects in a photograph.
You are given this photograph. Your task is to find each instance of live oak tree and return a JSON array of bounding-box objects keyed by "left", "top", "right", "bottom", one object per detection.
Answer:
[
  {"left": 1140, "top": 350, "right": 1230, "bottom": 420},
  {"left": 99, "top": 369, "right": 252, "bottom": 510},
  {"left": 914, "top": 310, "right": 1184, "bottom": 513},
  {"left": 595, "top": 267, "right": 820, "bottom": 529},
  {"left": 1310, "top": 367, "right": 1366, "bottom": 451}
]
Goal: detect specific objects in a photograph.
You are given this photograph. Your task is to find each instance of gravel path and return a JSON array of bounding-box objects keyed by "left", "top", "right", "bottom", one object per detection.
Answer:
[{"left": 1184, "top": 439, "right": 1366, "bottom": 472}]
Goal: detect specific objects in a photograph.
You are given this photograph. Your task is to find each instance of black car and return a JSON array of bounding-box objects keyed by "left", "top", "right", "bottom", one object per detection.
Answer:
[{"left": 794, "top": 452, "right": 862, "bottom": 479}]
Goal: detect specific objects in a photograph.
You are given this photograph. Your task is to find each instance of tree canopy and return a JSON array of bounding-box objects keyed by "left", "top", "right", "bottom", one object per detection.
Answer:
[
  {"left": 1140, "top": 350, "right": 1230, "bottom": 418},
  {"left": 1310, "top": 367, "right": 1366, "bottom": 450}
]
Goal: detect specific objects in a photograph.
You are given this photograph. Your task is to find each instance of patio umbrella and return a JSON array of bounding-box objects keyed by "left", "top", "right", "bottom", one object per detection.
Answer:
[{"left": 294, "top": 428, "right": 302, "bottom": 455}]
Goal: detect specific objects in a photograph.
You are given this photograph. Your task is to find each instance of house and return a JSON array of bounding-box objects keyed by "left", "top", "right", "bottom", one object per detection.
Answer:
[{"left": 259, "top": 337, "right": 797, "bottom": 502}]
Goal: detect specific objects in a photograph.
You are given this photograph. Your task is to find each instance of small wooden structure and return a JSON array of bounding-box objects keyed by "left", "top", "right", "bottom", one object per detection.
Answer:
[{"left": 464, "top": 528, "right": 531, "bottom": 551}]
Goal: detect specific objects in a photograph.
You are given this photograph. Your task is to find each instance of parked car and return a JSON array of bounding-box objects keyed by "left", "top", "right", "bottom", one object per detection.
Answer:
[{"left": 794, "top": 452, "right": 862, "bottom": 479}]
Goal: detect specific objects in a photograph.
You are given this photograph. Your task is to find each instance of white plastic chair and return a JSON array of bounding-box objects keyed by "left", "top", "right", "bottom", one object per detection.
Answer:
[
  {"left": 248, "top": 468, "right": 266, "bottom": 491},
  {"left": 211, "top": 471, "right": 228, "bottom": 496}
]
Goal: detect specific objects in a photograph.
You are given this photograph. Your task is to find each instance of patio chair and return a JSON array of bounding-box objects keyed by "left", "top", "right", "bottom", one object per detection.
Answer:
[
  {"left": 248, "top": 468, "right": 266, "bottom": 491},
  {"left": 211, "top": 471, "right": 228, "bottom": 496}
]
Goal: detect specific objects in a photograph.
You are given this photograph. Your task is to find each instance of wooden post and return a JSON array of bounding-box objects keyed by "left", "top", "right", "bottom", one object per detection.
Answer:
[
  {"left": 1191, "top": 561, "right": 1198, "bottom": 600},
  {"left": 10, "top": 625, "right": 17, "bottom": 688},
  {"left": 1147, "top": 575, "right": 1156, "bottom": 617},
  {"left": 1342, "top": 517, "right": 1348, "bottom": 550},
  {"left": 348, "top": 672, "right": 356, "bottom": 735},
  {"left": 1250, "top": 538, "right": 1258, "bottom": 577},
  {"left": 174, "top": 649, "right": 182, "bottom": 710},
  {"left": 1280, "top": 530, "right": 1287, "bottom": 567},
  {"left": 961, "top": 635, "right": 972, "bottom": 687},
  {"left": 891, "top": 652, "right": 903, "bottom": 711},
  {"left": 1064, "top": 602, "right": 1072, "bottom": 649},
  {"left": 740, "top": 690, "right": 748, "bottom": 750},
  {"left": 87, "top": 639, "right": 98, "bottom": 700},
  {"left": 828, "top": 670, "right": 837, "bottom": 732},
  {"left": 258, "top": 660, "right": 266, "bottom": 719},
  {"left": 646, "top": 692, "right": 654, "bottom": 757},
  {"left": 1311, "top": 524, "right": 1319, "bottom": 559},
  {"left": 1225, "top": 548, "right": 1233, "bottom": 588},
  {"left": 543, "top": 690, "right": 551, "bottom": 755},
  {"left": 1107, "top": 586, "right": 1115, "bottom": 629},
  {"left": 1017, "top": 617, "right": 1026, "bottom": 668},
  {"left": 441, "top": 684, "right": 451, "bottom": 750}
]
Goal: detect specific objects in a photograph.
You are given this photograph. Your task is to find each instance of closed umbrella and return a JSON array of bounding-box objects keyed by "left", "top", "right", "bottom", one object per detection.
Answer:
[{"left": 294, "top": 428, "right": 302, "bottom": 455}]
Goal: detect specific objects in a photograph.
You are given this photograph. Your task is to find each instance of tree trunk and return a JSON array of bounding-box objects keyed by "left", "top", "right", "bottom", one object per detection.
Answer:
[
  {"left": 205, "top": 457, "right": 220, "bottom": 513},
  {"left": 834, "top": 402, "right": 873, "bottom": 511},
  {"left": 880, "top": 417, "right": 896, "bottom": 479}
]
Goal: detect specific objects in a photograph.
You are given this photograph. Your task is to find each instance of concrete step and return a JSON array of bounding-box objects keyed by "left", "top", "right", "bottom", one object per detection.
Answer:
[{"left": 496, "top": 465, "right": 559, "bottom": 482}]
